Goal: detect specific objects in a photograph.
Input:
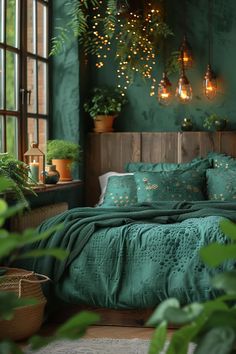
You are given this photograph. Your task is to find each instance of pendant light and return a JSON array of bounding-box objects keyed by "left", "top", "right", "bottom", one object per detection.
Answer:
[
  {"left": 158, "top": 72, "right": 172, "bottom": 106},
  {"left": 203, "top": 0, "right": 217, "bottom": 99},
  {"left": 176, "top": 52, "right": 192, "bottom": 103},
  {"left": 178, "top": 35, "right": 193, "bottom": 69},
  {"left": 178, "top": 0, "right": 194, "bottom": 69},
  {"left": 157, "top": 4, "right": 172, "bottom": 105}
]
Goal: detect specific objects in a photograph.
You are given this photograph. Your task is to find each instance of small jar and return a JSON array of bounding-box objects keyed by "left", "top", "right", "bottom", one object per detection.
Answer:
[
  {"left": 181, "top": 118, "right": 193, "bottom": 131},
  {"left": 43, "top": 165, "right": 60, "bottom": 184}
]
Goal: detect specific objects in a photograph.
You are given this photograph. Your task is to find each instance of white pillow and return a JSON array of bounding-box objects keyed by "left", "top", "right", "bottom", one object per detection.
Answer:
[{"left": 98, "top": 171, "right": 133, "bottom": 205}]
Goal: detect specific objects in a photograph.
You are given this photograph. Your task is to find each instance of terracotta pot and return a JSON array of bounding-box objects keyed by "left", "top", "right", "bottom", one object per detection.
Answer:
[
  {"left": 94, "top": 115, "right": 115, "bottom": 133},
  {"left": 52, "top": 159, "right": 73, "bottom": 181}
]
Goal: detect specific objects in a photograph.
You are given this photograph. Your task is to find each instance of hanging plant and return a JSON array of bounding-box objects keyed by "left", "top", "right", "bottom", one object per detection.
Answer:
[{"left": 51, "top": 0, "right": 175, "bottom": 96}]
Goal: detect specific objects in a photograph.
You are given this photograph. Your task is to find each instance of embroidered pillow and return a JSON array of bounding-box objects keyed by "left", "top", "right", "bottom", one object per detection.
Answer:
[
  {"left": 207, "top": 169, "right": 236, "bottom": 201},
  {"left": 134, "top": 169, "right": 206, "bottom": 203},
  {"left": 98, "top": 172, "right": 133, "bottom": 205},
  {"left": 125, "top": 158, "right": 211, "bottom": 173},
  {"left": 207, "top": 152, "right": 236, "bottom": 169},
  {"left": 101, "top": 175, "right": 137, "bottom": 207}
]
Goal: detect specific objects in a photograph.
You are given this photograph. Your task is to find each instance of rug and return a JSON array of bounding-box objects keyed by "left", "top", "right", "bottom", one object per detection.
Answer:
[{"left": 26, "top": 338, "right": 196, "bottom": 354}]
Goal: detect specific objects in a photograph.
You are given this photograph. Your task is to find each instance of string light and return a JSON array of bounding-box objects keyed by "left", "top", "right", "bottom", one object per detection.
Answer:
[{"left": 89, "top": 2, "right": 163, "bottom": 96}]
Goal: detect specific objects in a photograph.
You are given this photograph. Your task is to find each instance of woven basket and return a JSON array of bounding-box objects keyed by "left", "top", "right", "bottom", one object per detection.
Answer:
[{"left": 0, "top": 267, "right": 49, "bottom": 341}]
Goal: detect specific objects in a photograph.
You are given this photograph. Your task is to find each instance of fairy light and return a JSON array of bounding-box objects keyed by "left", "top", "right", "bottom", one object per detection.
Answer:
[{"left": 88, "top": 2, "right": 164, "bottom": 95}]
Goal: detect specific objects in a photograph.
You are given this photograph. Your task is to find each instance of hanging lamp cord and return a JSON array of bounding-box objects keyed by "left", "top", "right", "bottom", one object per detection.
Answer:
[{"left": 208, "top": 0, "right": 212, "bottom": 66}]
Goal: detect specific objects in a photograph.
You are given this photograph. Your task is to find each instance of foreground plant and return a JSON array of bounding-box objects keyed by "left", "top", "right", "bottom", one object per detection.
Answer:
[
  {"left": 0, "top": 177, "right": 99, "bottom": 354},
  {"left": 147, "top": 218, "right": 236, "bottom": 354}
]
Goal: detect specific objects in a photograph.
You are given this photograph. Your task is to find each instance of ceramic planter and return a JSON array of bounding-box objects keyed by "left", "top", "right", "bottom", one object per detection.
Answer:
[
  {"left": 52, "top": 159, "right": 73, "bottom": 181},
  {"left": 94, "top": 115, "right": 115, "bottom": 133}
]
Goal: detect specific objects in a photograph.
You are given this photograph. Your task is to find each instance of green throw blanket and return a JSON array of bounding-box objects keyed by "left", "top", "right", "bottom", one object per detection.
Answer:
[{"left": 18, "top": 201, "right": 236, "bottom": 308}]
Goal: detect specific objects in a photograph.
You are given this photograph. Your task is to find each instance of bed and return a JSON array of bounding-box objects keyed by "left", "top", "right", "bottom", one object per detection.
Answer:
[{"left": 16, "top": 131, "right": 236, "bottom": 324}]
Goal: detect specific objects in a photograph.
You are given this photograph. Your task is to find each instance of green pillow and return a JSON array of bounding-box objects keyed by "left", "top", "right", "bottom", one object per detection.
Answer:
[
  {"left": 134, "top": 169, "right": 206, "bottom": 203},
  {"left": 101, "top": 175, "right": 137, "bottom": 207},
  {"left": 207, "top": 152, "right": 236, "bottom": 169},
  {"left": 125, "top": 158, "right": 211, "bottom": 173},
  {"left": 207, "top": 169, "right": 236, "bottom": 201}
]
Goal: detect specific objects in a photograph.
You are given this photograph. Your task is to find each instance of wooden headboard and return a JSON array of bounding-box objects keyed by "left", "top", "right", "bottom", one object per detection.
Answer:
[{"left": 85, "top": 131, "right": 236, "bottom": 206}]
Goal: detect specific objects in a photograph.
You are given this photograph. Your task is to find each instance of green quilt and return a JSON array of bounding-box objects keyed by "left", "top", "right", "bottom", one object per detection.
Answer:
[{"left": 18, "top": 201, "right": 236, "bottom": 308}]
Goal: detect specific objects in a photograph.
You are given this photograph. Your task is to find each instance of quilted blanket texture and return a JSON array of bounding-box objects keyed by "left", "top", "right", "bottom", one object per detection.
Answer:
[{"left": 18, "top": 201, "right": 236, "bottom": 308}]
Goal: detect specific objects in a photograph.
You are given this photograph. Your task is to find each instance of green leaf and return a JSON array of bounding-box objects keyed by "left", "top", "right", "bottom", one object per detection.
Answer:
[
  {"left": 212, "top": 271, "right": 236, "bottom": 294},
  {"left": 200, "top": 243, "right": 236, "bottom": 267},
  {"left": 18, "top": 248, "right": 68, "bottom": 260},
  {"left": 56, "top": 311, "right": 100, "bottom": 338},
  {"left": 0, "top": 341, "right": 23, "bottom": 354},
  {"left": 148, "top": 321, "right": 167, "bottom": 354},
  {"left": 195, "top": 327, "right": 235, "bottom": 354},
  {"left": 164, "top": 303, "right": 203, "bottom": 325},
  {"left": 29, "top": 311, "right": 100, "bottom": 350},
  {"left": 0, "top": 292, "right": 37, "bottom": 320},
  {"left": 146, "top": 298, "right": 180, "bottom": 326},
  {"left": 203, "top": 310, "right": 236, "bottom": 332},
  {"left": 220, "top": 219, "right": 236, "bottom": 241}
]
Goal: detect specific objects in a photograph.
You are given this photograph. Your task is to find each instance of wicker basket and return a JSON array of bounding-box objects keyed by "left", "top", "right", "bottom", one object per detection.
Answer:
[{"left": 0, "top": 267, "right": 49, "bottom": 341}]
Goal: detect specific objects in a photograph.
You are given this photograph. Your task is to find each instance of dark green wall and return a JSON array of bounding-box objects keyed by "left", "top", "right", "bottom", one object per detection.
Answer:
[
  {"left": 51, "top": 0, "right": 80, "bottom": 141},
  {"left": 86, "top": 0, "right": 236, "bottom": 132}
]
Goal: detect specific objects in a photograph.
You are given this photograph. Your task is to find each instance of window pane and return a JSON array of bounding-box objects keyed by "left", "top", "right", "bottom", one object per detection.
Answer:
[
  {"left": 27, "top": 117, "right": 37, "bottom": 147},
  {"left": 27, "top": 57, "right": 37, "bottom": 113},
  {"left": 38, "top": 61, "right": 47, "bottom": 114},
  {"left": 0, "top": 116, "right": 3, "bottom": 152},
  {"left": 27, "top": 0, "right": 36, "bottom": 54},
  {"left": 0, "top": 0, "right": 4, "bottom": 43},
  {"left": 38, "top": 118, "right": 47, "bottom": 153},
  {"left": 6, "top": 0, "right": 18, "bottom": 47},
  {"left": 0, "top": 49, "right": 4, "bottom": 109},
  {"left": 6, "top": 51, "right": 18, "bottom": 111},
  {"left": 37, "top": 2, "right": 47, "bottom": 57},
  {"left": 6, "top": 116, "right": 18, "bottom": 157}
]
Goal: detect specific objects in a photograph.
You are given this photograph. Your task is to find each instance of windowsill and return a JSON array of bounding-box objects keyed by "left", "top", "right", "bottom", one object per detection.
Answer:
[{"left": 32, "top": 179, "right": 83, "bottom": 193}]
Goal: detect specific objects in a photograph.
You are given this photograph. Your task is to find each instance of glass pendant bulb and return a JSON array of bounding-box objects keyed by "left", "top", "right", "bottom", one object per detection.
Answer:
[
  {"left": 176, "top": 69, "right": 192, "bottom": 103},
  {"left": 157, "top": 72, "right": 172, "bottom": 105},
  {"left": 203, "top": 64, "right": 217, "bottom": 99},
  {"left": 178, "top": 36, "right": 194, "bottom": 69}
]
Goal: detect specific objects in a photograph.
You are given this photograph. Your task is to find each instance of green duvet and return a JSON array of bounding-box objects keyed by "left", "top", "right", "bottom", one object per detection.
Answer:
[{"left": 18, "top": 201, "right": 236, "bottom": 308}]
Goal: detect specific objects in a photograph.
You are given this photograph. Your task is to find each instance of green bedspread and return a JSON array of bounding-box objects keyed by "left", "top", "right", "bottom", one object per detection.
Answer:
[{"left": 19, "top": 201, "right": 236, "bottom": 308}]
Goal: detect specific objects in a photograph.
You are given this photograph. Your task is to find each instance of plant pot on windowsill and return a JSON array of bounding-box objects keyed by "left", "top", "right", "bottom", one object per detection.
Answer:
[
  {"left": 51, "top": 159, "right": 73, "bottom": 181},
  {"left": 47, "top": 140, "right": 81, "bottom": 182},
  {"left": 93, "top": 115, "right": 116, "bottom": 133}
]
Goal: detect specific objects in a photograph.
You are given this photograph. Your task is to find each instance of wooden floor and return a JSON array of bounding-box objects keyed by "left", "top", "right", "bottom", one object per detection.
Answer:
[{"left": 85, "top": 325, "right": 155, "bottom": 339}]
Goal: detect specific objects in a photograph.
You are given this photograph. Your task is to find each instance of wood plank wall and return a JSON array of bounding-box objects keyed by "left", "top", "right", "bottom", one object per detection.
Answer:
[{"left": 85, "top": 132, "right": 236, "bottom": 206}]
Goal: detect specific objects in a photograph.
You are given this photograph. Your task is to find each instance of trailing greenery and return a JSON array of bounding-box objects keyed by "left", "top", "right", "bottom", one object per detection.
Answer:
[
  {"left": 51, "top": 0, "right": 176, "bottom": 94},
  {"left": 47, "top": 140, "right": 81, "bottom": 163},
  {"left": 0, "top": 153, "right": 36, "bottom": 205},
  {"left": 147, "top": 218, "right": 236, "bottom": 354},
  {"left": 84, "top": 87, "right": 127, "bottom": 118},
  {"left": 0, "top": 176, "right": 99, "bottom": 353},
  {"left": 203, "top": 113, "right": 228, "bottom": 131}
]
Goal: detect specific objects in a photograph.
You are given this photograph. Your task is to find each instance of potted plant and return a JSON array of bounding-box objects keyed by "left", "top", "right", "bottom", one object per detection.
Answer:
[
  {"left": 203, "top": 113, "right": 228, "bottom": 131},
  {"left": 84, "top": 87, "right": 127, "bottom": 133},
  {"left": 0, "top": 153, "right": 36, "bottom": 205},
  {"left": 46, "top": 140, "right": 81, "bottom": 182}
]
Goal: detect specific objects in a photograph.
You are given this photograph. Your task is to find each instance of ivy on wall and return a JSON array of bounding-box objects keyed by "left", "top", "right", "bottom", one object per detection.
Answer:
[{"left": 51, "top": 0, "right": 175, "bottom": 96}]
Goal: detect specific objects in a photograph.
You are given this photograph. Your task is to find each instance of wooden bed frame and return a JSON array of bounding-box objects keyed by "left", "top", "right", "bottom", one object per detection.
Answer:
[
  {"left": 34, "top": 132, "right": 236, "bottom": 327},
  {"left": 85, "top": 131, "right": 236, "bottom": 206}
]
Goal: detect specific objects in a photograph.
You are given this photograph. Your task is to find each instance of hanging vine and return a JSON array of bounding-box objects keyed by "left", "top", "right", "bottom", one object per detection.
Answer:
[{"left": 51, "top": 0, "right": 175, "bottom": 96}]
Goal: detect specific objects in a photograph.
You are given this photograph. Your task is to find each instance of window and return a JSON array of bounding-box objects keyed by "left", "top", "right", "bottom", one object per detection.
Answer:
[{"left": 0, "top": 0, "right": 49, "bottom": 158}]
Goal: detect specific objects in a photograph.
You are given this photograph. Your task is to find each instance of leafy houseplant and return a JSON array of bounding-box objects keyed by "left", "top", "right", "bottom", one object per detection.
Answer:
[
  {"left": 84, "top": 87, "right": 127, "bottom": 132},
  {"left": 147, "top": 218, "right": 236, "bottom": 354},
  {"left": 203, "top": 113, "right": 228, "bottom": 131},
  {"left": 0, "top": 176, "right": 99, "bottom": 353},
  {"left": 47, "top": 140, "right": 81, "bottom": 182},
  {"left": 0, "top": 153, "right": 36, "bottom": 205}
]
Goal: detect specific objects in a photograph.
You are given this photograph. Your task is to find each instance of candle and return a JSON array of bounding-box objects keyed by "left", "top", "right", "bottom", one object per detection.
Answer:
[{"left": 29, "top": 160, "right": 39, "bottom": 183}]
